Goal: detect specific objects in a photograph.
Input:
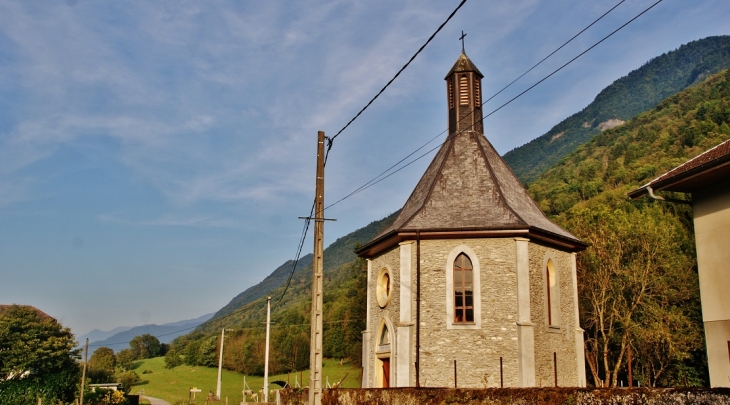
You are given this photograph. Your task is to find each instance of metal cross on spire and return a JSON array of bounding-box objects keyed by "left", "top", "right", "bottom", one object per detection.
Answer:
[{"left": 459, "top": 30, "right": 467, "bottom": 53}]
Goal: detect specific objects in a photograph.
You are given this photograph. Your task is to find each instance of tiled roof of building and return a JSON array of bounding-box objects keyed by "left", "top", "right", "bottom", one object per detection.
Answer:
[
  {"left": 629, "top": 138, "right": 730, "bottom": 198},
  {"left": 0, "top": 304, "right": 55, "bottom": 321},
  {"left": 377, "top": 130, "right": 581, "bottom": 240}
]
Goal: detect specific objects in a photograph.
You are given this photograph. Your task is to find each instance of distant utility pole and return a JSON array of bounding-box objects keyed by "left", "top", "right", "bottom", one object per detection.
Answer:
[
  {"left": 308, "top": 131, "right": 332, "bottom": 405},
  {"left": 80, "top": 338, "right": 88, "bottom": 405},
  {"left": 216, "top": 328, "right": 225, "bottom": 400},
  {"left": 264, "top": 297, "right": 271, "bottom": 403}
]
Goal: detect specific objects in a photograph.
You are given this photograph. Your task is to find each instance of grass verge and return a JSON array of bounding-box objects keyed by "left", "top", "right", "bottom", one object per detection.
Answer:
[{"left": 130, "top": 357, "right": 361, "bottom": 404}]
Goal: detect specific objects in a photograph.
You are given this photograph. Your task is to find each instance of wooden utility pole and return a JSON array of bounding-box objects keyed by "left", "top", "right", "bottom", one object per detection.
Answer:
[
  {"left": 80, "top": 338, "right": 88, "bottom": 405},
  {"left": 309, "top": 130, "right": 326, "bottom": 405},
  {"left": 216, "top": 328, "right": 225, "bottom": 399},
  {"left": 264, "top": 297, "right": 271, "bottom": 403}
]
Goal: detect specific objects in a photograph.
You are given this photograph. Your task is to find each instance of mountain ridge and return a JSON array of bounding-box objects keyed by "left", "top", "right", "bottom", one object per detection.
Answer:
[
  {"left": 504, "top": 35, "right": 730, "bottom": 183},
  {"left": 79, "top": 312, "right": 213, "bottom": 353}
]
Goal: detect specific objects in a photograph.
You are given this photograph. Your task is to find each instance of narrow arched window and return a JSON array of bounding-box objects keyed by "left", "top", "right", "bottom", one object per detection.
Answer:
[
  {"left": 378, "top": 323, "right": 390, "bottom": 352},
  {"left": 546, "top": 259, "right": 560, "bottom": 326},
  {"left": 453, "top": 253, "right": 474, "bottom": 323}
]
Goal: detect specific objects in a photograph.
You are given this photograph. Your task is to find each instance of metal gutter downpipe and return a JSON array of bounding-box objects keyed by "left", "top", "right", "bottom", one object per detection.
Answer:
[{"left": 416, "top": 230, "right": 421, "bottom": 387}]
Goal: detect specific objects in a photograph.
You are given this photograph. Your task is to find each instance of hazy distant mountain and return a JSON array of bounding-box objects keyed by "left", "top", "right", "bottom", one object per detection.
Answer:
[
  {"left": 76, "top": 326, "right": 133, "bottom": 345},
  {"left": 80, "top": 312, "right": 213, "bottom": 353}
]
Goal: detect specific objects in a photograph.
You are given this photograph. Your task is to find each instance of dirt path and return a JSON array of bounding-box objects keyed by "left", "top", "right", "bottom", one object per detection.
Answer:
[{"left": 141, "top": 396, "right": 172, "bottom": 405}]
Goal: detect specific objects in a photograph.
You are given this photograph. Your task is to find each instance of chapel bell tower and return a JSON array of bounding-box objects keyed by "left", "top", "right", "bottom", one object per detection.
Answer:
[{"left": 446, "top": 52, "right": 484, "bottom": 135}]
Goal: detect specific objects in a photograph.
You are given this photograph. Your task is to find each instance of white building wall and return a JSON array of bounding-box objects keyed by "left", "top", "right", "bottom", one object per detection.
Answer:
[{"left": 694, "top": 180, "right": 730, "bottom": 387}]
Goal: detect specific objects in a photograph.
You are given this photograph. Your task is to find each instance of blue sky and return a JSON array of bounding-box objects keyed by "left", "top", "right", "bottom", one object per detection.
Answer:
[{"left": 1, "top": 0, "right": 728, "bottom": 337}]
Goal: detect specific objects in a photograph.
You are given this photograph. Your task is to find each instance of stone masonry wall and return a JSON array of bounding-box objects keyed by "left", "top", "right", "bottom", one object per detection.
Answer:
[
  {"left": 276, "top": 387, "right": 730, "bottom": 405},
  {"left": 529, "top": 244, "right": 581, "bottom": 386},
  {"left": 417, "top": 238, "right": 520, "bottom": 388},
  {"left": 367, "top": 246, "right": 400, "bottom": 387},
  {"left": 365, "top": 237, "right": 583, "bottom": 389}
]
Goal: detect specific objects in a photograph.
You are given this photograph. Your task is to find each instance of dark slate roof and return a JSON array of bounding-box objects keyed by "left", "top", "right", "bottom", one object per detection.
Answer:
[
  {"left": 629, "top": 138, "right": 730, "bottom": 198},
  {"left": 446, "top": 52, "right": 483, "bottom": 79},
  {"left": 360, "top": 130, "right": 583, "bottom": 254}
]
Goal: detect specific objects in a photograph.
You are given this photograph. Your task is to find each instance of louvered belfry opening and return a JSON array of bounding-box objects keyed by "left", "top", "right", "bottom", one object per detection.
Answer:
[{"left": 446, "top": 52, "right": 484, "bottom": 136}]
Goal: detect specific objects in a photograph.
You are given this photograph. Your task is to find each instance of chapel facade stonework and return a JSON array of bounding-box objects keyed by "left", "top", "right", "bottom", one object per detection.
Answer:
[{"left": 357, "top": 52, "right": 588, "bottom": 389}]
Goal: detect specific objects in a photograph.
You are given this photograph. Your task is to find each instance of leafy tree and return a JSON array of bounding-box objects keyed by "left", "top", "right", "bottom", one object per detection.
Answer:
[
  {"left": 129, "top": 334, "right": 162, "bottom": 359},
  {"left": 196, "top": 335, "right": 219, "bottom": 367},
  {"left": 0, "top": 305, "right": 80, "bottom": 404},
  {"left": 564, "top": 204, "right": 700, "bottom": 387},
  {"left": 115, "top": 349, "right": 136, "bottom": 371},
  {"left": 88, "top": 347, "right": 116, "bottom": 383},
  {"left": 164, "top": 348, "right": 183, "bottom": 369},
  {"left": 183, "top": 339, "right": 202, "bottom": 366},
  {"left": 90, "top": 347, "right": 116, "bottom": 373},
  {"left": 116, "top": 370, "right": 140, "bottom": 394}
]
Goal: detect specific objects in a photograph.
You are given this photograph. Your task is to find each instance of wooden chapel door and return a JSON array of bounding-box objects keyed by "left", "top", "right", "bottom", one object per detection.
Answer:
[{"left": 382, "top": 358, "right": 390, "bottom": 387}]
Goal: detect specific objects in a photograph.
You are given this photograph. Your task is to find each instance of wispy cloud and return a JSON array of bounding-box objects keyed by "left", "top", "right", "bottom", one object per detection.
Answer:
[{"left": 98, "top": 212, "right": 240, "bottom": 228}]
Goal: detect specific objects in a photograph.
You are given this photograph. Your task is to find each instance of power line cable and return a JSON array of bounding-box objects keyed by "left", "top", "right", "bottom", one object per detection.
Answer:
[
  {"left": 276, "top": 202, "right": 314, "bottom": 304},
  {"left": 278, "top": 0, "right": 468, "bottom": 303},
  {"left": 480, "top": 0, "right": 626, "bottom": 108},
  {"left": 87, "top": 324, "right": 200, "bottom": 348},
  {"left": 324, "top": 0, "right": 661, "bottom": 210},
  {"left": 328, "top": 0, "right": 468, "bottom": 144},
  {"left": 482, "top": 0, "right": 663, "bottom": 121}
]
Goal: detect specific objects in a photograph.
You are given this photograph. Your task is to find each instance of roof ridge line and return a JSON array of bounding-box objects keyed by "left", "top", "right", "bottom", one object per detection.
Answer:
[
  {"left": 398, "top": 131, "right": 458, "bottom": 230},
  {"left": 474, "top": 132, "right": 528, "bottom": 226}
]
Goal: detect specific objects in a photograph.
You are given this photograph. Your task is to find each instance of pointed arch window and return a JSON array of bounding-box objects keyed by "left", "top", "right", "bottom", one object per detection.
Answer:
[
  {"left": 377, "top": 323, "right": 390, "bottom": 352},
  {"left": 453, "top": 253, "right": 474, "bottom": 323},
  {"left": 446, "top": 245, "right": 481, "bottom": 329},
  {"left": 546, "top": 259, "right": 560, "bottom": 326}
]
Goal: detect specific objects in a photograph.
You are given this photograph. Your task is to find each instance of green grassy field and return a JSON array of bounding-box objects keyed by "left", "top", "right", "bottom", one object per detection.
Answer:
[{"left": 129, "top": 357, "right": 361, "bottom": 404}]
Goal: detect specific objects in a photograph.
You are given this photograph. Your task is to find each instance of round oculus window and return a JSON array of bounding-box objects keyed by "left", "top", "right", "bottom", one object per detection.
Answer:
[{"left": 376, "top": 268, "right": 391, "bottom": 308}]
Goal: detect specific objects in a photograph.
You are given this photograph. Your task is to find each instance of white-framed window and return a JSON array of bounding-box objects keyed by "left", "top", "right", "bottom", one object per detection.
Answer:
[
  {"left": 445, "top": 244, "right": 481, "bottom": 329},
  {"left": 453, "top": 253, "right": 474, "bottom": 323}
]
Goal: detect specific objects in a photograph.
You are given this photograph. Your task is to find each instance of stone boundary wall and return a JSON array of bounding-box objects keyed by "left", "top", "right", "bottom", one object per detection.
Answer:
[{"left": 278, "top": 387, "right": 730, "bottom": 405}]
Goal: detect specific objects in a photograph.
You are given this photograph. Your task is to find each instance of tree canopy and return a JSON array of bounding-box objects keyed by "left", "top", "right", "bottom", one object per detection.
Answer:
[
  {"left": 0, "top": 305, "right": 80, "bottom": 380},
  {"left": 129, "top": 333, "right": 162, "bottom": 359},
  {"left": 0, "top": 305, "right": 80, "bottom": 404}
]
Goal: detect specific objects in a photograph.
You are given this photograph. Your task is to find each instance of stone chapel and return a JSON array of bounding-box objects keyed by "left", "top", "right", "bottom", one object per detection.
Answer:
[{"left": 356, "top": 52, "right": 588, "bottom": 388}]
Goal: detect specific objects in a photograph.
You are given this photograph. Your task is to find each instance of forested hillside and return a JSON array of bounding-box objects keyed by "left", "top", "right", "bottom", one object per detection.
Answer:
[
  {"left": 528, "top": 68, "right": 730, "bottom": 387},
  {"left": 504, "top": 36, "right": 730, "bottom": 184}
]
